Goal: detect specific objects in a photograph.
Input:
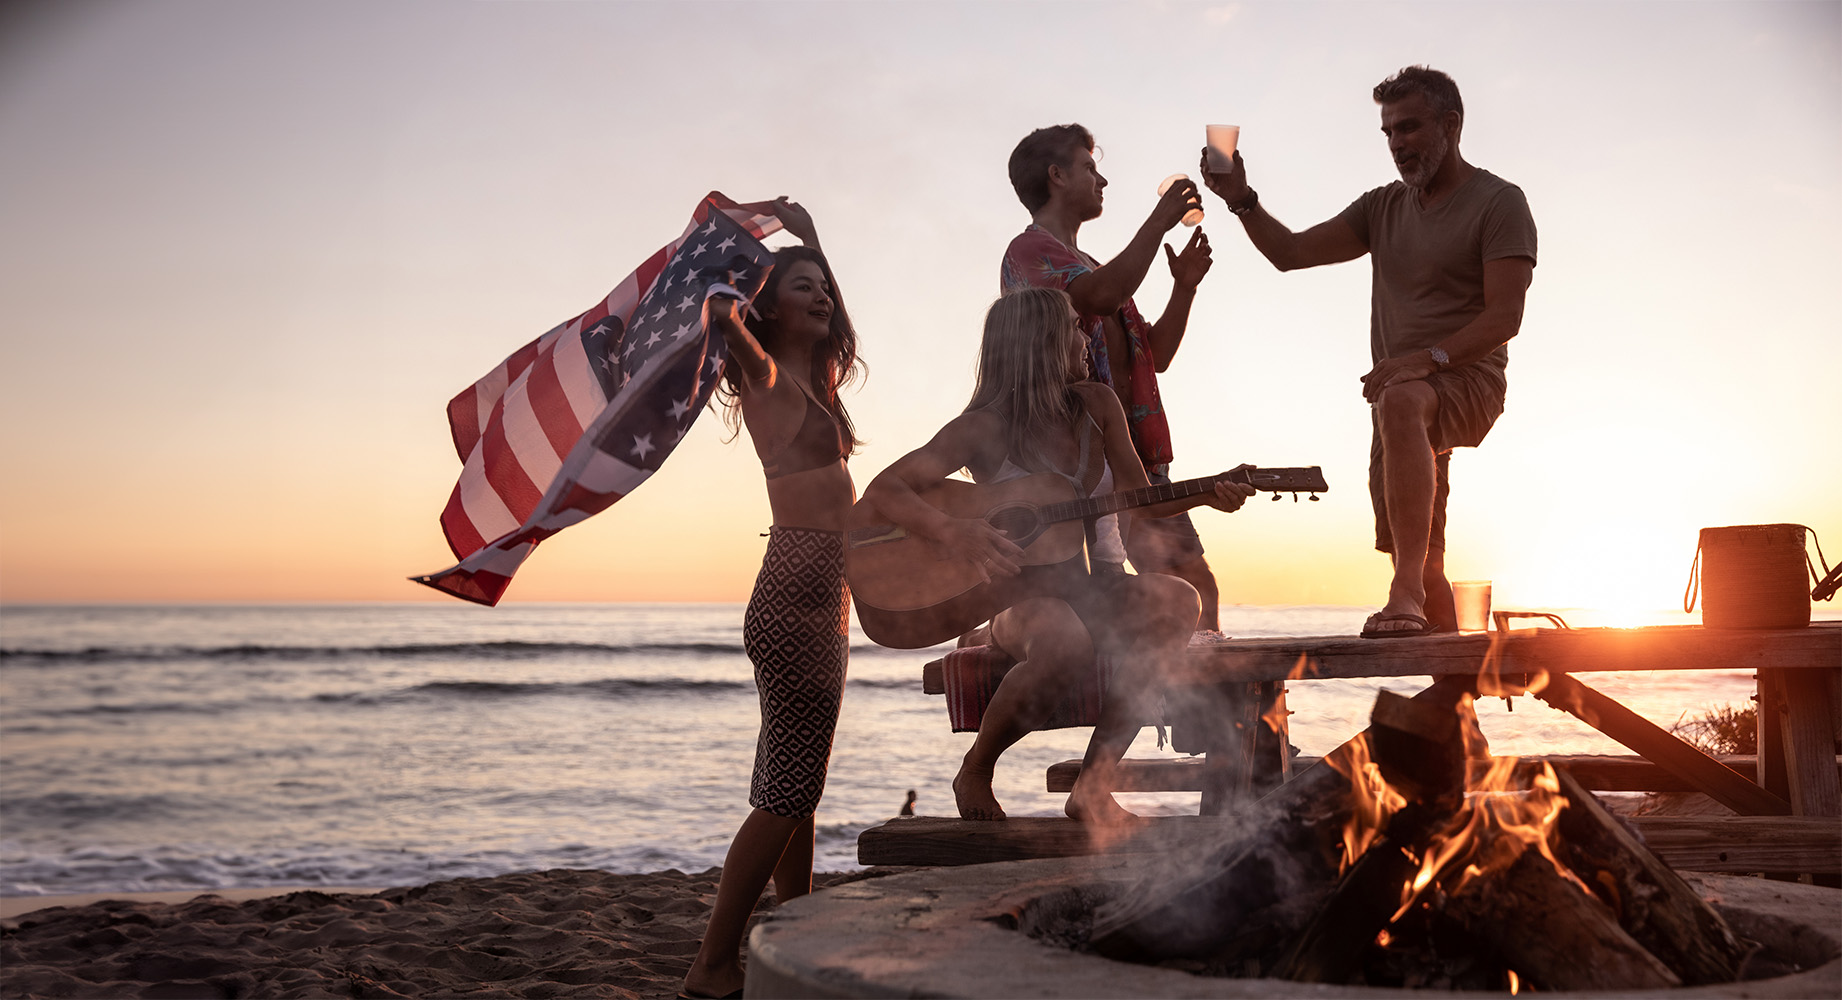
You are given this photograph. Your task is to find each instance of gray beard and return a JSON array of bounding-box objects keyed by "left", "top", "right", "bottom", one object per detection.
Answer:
[{"left": 1399, "top": 131, "right": 1450, "bottom": 190}]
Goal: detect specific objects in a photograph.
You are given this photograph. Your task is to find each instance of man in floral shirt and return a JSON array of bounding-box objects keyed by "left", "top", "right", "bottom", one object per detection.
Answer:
[{"left": 1000, "top": 124, "right": 1223, "bottom": 627}]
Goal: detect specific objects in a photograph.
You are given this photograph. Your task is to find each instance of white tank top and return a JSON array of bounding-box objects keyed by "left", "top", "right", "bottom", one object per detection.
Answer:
[{"left": 987, "top": 413, "right": 1128, "bottom": 568}]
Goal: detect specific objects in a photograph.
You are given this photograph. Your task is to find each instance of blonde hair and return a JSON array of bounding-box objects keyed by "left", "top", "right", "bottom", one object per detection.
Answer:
[{"left": 966, "top": 286, "right": 1082, "bottom": 473}]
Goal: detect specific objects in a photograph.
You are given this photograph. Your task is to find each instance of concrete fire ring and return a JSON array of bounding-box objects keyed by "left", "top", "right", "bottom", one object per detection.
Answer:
[{"left": 746, "top": 855, "right": 1842, "bottom": 999}]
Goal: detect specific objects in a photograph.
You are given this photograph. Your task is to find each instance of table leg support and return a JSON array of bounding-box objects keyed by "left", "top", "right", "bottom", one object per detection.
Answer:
[{"left": 1534, "top": 673, "right": 1792, "bottom": 817}]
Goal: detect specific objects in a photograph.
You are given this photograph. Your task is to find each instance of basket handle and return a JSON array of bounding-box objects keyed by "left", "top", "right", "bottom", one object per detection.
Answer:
[{"left": 1809, "top": 527, "right": 1839, "bottom": 602}]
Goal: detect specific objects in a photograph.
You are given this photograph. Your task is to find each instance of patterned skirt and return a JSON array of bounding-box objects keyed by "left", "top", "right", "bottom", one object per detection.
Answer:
[{"left": 743, "top": 526, "right": 850, "bottom": 818}]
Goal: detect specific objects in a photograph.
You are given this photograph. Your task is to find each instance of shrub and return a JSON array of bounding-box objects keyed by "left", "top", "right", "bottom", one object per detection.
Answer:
[{"left": 1672, "top": 702, "right": 1757, "bottom": 756}]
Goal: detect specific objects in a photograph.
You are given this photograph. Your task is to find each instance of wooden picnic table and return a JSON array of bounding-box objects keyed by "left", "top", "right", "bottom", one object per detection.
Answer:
[
  {"left": 1164, "top": 620, "right": 1842, "bottom": 821},
  {"left": 888, "top": 620, "right": 1840, "bottom": 877}
]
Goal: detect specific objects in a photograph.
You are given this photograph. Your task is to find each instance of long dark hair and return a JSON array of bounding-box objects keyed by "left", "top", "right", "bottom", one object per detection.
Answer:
[{"left": 715, "top": 245, "right": 865, "bottom": 451}]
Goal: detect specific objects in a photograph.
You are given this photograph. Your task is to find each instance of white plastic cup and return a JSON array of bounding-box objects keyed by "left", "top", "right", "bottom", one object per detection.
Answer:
[
  {"left": 1157, "top": 173, "right": 1204, "bottom": 226},
  {"left": 1205, "top": 124, "right": 1240, "bottom": 172},
  {"left": 1454, "top": 581, "right": 1493, "bottom": 632}
]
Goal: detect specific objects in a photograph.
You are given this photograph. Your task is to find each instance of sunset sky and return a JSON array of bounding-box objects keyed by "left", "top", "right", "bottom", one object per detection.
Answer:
[{"left": 1, "top": 1, "right": 1837, "bottom": 617}]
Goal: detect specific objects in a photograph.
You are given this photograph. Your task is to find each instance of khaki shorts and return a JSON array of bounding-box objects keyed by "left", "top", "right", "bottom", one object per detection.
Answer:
[
  {"left": 1370, "top": 364, "right": 1505, "bottom": 555},
  {"left": 1125, "top": 467, "right": 1206, "bottom": 573}
]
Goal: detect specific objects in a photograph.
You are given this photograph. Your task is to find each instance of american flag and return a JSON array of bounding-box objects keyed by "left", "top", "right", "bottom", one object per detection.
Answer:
[{"left": 413, "top": 192, "right": 782, "bottom": 605}]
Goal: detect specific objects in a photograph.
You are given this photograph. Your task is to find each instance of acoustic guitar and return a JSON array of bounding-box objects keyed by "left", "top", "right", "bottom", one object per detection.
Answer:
[{"left": 846, "top": 466, "right": 1328, "bottom": 648}]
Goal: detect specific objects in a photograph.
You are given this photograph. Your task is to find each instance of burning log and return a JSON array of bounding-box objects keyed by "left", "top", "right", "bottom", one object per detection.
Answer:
[
  {"left": 1438, "top": 843, "right": 1681, "bottom": 990},
  {"left": 1270, "top": 688, "right": 1472, "bottom": 983},
  {"left": 1086, "top": 678, "right": 1480, "bottom": 966},
  {"left": 1550, "top": 765, "right": 1752, "bottom": 984}
]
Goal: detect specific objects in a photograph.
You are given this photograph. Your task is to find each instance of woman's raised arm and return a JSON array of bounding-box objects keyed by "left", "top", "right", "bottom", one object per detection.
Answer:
[{"left": 707, "top": 297, "right": 776, "bottom": 389}]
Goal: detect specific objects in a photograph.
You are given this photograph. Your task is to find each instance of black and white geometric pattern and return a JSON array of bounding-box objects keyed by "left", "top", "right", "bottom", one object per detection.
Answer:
[{"left": 743, "top": 527, "right": 850, "bottom": 819}]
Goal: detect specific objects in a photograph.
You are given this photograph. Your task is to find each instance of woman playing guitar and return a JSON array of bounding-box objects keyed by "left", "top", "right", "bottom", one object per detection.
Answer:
[
  {"left": 682, "top": 200, "right": 865, "bottom": 1000},
  {"left": 860, "top": 286, "right": 1255, "bottom": 829}
]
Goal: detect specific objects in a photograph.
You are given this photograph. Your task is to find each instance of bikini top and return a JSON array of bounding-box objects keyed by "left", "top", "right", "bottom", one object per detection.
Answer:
[
  {"left": 761, "top": 379, "right": 846, "bottom": 480},
  {"left": 990, "top": 410, "right": 1127, "bottom": 567}
]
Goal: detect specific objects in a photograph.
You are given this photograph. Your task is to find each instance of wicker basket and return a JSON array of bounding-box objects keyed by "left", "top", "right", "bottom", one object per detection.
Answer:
[{"left": 1692, "top": 524, "right": 1810, "bottom": 629}]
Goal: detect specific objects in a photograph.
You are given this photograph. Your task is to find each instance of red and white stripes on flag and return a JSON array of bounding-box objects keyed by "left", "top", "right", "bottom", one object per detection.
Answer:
[{"left": 413, "top": 192, "right": 783, "bottom": 605}]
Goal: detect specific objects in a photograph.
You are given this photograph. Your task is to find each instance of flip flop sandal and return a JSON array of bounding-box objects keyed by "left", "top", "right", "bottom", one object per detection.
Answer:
[{"left": 1360, "top": 612, "right": 1441, "bottom": 639}]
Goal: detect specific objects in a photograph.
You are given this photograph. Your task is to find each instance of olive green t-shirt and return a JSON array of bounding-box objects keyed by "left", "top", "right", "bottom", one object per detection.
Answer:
[{"left": 1337, "top": 168, "right": 1536, "bottom": 380}]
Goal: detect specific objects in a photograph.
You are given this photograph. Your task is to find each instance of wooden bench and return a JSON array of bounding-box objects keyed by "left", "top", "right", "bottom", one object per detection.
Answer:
[
  {"left": 1043, "top": 754, "right": 1842, "bottom": 793},
  {"left": 857, "top": 813, "right": 1842, "bottom": 874},
  {"left": 922, "top": 638, "right": 1293, "bottom": 813}
]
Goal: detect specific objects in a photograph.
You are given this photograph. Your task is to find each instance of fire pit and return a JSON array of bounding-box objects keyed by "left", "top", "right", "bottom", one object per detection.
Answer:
[
  {"left": 746, "top": 854, "right": 1841, "bottom": 998},
  {"left": 751, "top": 685, "right": 1839, "bottom": 997}
]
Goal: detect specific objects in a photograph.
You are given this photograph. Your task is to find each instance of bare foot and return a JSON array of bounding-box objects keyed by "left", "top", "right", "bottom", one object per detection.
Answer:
[
  {"left": 953, "top": 763, "right": 1005, "bottom": 820},
  {"left": 1065, "top": 784, "right": 1138, "bottom": 827}
]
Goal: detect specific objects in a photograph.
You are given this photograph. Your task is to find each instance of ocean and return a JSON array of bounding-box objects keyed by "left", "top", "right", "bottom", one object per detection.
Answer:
[{"left": 0, "top": 602, "right": 1770, "bottom": 899}]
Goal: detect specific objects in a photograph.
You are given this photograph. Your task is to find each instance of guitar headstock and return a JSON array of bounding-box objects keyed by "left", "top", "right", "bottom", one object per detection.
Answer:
[{"left": 1225, "top": 466, "right": 1329, "bottom": 500}]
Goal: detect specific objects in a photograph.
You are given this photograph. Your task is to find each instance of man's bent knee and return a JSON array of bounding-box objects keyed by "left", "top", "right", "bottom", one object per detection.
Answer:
[{"left": 1376, "top": 381, "right": 1438, "bottom": 434}]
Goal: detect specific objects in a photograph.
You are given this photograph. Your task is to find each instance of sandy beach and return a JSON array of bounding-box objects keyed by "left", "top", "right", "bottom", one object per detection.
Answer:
[{"left": 0, "top": 867, "right": 898, "bottom": 999}]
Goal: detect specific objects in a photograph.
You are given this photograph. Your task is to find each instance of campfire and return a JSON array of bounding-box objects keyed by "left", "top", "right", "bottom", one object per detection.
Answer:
[{"left": 1064, "top": 680, "right": 1758, "bottom": 991}]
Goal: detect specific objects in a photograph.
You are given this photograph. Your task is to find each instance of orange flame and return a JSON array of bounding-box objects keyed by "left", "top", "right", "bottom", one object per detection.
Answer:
[
  {"left": 1286, "top": 652, "right": 1311, "bottom": 681},
  {"left": 1508, "top": 969, "right": 1521, "bottom": 995},
  {"left": 1389, "top": 759, "right": 1578, "bottom": 922},
  {"left": 1260, "top": 687, "right": 1291, "bottom": 735},
  {"left": 1476, "top": 627, "right": 1549, "bottom": 698},
  {"left": 1325, "top": 733, "right": 1405, "bottom": 874}
]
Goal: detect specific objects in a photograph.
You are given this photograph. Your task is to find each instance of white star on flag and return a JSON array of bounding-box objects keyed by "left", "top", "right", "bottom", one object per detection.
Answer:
[{"left": 413, "top": 190, "right": 782, "bottom": 608}]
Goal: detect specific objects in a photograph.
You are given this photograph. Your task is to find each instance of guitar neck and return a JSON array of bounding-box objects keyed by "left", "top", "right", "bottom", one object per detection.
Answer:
[{"left": 1036, "top": 470, "right": 1243, "bottom": 525}]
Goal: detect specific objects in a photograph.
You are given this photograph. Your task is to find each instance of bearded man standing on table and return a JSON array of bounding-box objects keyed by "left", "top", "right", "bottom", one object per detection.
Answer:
[{"left": 1201, "top": 66, "right": 1536, "bottom": 637}]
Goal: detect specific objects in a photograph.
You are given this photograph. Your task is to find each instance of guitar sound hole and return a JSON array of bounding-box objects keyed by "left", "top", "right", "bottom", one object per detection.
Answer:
[{"left": 989, "top": 509, "right": 1040, "bottom": 540}]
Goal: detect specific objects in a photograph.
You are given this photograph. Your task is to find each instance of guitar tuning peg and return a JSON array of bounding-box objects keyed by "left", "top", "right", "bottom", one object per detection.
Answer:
[
  {"left": 1308, "top": 493, "right": 1320, "bottom": 501},
  {"left": 1270, "top": 493, "right": 1281, "bottom": 502}
]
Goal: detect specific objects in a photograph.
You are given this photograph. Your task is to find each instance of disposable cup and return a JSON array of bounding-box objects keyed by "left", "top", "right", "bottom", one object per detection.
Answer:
[
  {"left": 1157, "top": 174, "right": 1204, "bottom": 226},
  {"left": 1205, "top": 124, "right": 1240, "bottom": 171},
  {"left": 1454, "top": 581, "right": 1492, "bottom": 632}
]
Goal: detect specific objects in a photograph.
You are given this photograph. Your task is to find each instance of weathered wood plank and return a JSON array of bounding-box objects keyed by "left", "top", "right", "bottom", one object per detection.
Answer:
[
  {"left": 1172, "top": 621, "right": 1841, "bottom": 685},
  {"left": 855, "top": 815, "right": 1225, "bottom": 867},
  {"left": 1633, "top": 817, "right": 1842, "bottom": 873},
  {"left": 1045, "top": 753, "right": 1834, "bottom": 793},
  {"left": 1781, "top": 667, "right": 1842, "bottom": 817},
  {"left": 923, "top": 622, "right": 1840, "bottom": 693},
  {"left": 1536, "top": 673, "right": 1793, "bottom": 816},
  {"left": 855, "top": 815, "right": 1842, "bottom": 873},
  {"left": 1758, "top": 668, "right": 1792, "bottom": 797}
]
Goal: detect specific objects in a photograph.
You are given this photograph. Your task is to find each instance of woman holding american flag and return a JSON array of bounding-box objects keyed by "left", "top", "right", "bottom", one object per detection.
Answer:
[{"left": 682, "top": 199, "right": 865, "bottom": 1000}]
